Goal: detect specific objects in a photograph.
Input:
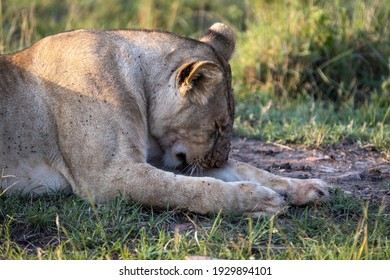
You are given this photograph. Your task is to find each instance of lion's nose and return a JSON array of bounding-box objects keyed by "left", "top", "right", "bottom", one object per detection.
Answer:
[{"left": 175, "top": 152, "right": 187, "bottom": 165}]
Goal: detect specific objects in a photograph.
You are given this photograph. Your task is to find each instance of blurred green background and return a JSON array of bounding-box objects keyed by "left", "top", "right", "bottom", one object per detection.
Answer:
[{"left": 1, "top": 0, "right": 389, "bottom": 154}]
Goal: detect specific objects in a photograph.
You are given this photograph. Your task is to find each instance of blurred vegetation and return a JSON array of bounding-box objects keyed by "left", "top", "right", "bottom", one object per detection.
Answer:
[{"left": 1, "top": 0, "right": 389, "bottom": 154}]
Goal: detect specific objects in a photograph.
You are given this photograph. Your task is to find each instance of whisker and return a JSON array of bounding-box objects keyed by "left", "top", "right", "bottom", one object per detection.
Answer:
[
  {"left": 197, "top": 165, "right": 204, "bottom": 177},
  {"left": 189, "top": 164, "right": 197, "bottom": 176},
  {"left": 191, "top": 162, "right": 203, "bottom": 177},
  {"left": 180, "top": 163, "right": 193, "bottom": 176},
  {"left": 163, "top": 162, "right": 172, "bottom": 171},
  {"left": 177, "top": 161, "right": 205, "bottom": 177}
]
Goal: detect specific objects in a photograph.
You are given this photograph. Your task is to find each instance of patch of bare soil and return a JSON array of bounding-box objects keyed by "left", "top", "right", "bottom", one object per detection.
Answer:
[{"left": 230, "top": 138, "right": 390, "bottom": 206}]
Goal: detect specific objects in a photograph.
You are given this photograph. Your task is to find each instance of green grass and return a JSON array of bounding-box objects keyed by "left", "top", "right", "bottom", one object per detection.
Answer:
[
  {"left": 232, "top": 0, "right": 389, "bottom": 102},
  {"left": 1, "top": 0, "right": 389, "bottom": 260},
  {"left": 234, "top": 89, "right": 390, "bottom": 156},
  {"left": 229, "top": 0, "right": 389, "bottom": 156},
  {"left": 1, "top": 190, "right": 389, "bottom": 260}
]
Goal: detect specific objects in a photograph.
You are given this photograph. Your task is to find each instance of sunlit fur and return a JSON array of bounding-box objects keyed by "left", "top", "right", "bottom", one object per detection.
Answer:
[{"left": 1, "top": 23, "right": 330, "bottom": 216}]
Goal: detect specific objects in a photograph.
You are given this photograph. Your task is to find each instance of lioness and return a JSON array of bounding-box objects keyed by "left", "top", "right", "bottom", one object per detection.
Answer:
[{"left": 0, "top": 23, "right": 329, "bottom": 216}]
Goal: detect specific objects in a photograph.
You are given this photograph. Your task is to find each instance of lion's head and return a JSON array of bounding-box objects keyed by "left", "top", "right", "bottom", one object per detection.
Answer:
[{"left": 148, "top": 23, "right": 235, "bottom": 173}]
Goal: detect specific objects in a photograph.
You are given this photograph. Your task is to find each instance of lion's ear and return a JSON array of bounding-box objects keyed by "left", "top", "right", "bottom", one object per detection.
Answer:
[
  {"left": 200, "top": 22, "right": 236, "bottom": 61},
  {"left": 176, "top": 61, "right": 223, "bottom": 105}
]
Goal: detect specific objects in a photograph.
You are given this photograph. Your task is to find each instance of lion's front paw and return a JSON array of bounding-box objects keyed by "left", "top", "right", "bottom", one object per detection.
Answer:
[
  {"left": 236, "top": 183, "right": 287, "bottom": 217},
  {"left": 291, "top": 179, "right": 331, "bottom": 206}
]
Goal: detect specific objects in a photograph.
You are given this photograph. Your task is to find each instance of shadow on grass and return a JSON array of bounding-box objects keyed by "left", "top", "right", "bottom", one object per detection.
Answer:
[{"left": 1, "top": 188, "right": 389, "bottom": 260}]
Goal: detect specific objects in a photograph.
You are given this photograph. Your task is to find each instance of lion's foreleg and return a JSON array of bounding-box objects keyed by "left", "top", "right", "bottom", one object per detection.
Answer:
[
  {"left": 82, "top": 162, "right": 286, "bottom": 216},
  {"left": 203, "top": 159, "right": 330, "bottom": 205}
]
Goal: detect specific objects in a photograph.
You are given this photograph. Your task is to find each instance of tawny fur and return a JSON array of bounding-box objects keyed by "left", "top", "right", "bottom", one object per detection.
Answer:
[{"left": 0, "top": 23, "right": 330, "bottom": 216}]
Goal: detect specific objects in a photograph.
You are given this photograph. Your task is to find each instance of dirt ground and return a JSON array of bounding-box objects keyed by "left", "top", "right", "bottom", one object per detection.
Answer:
[{"left": 230, "top": 137, "right": 390, "bottom": 207}]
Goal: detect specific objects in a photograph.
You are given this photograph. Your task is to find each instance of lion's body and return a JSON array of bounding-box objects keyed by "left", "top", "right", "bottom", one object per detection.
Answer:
[{"left": 1, "top": 24, "right": 329, "bottom": 216}]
